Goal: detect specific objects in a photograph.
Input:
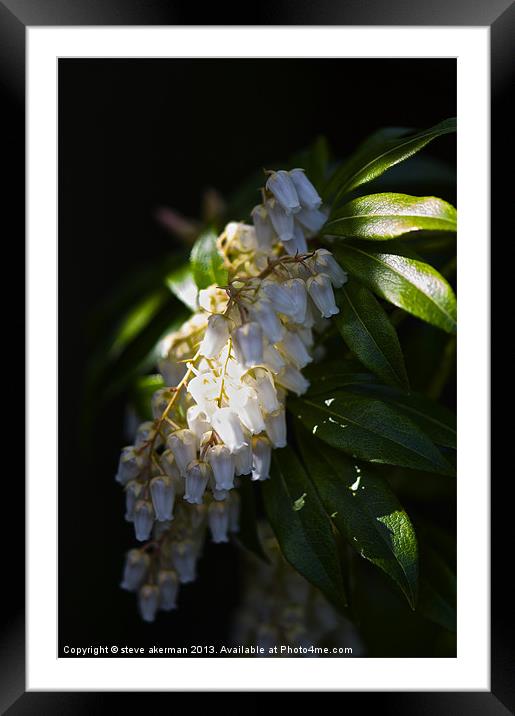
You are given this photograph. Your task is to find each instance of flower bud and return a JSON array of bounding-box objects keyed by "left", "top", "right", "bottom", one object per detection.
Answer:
[
  {"left": 133, "top": 500, "right": 155, "bottom": 542},
  {"left": 208, "top": 501, "right": 230, "bottom": 543},
  {"left": 266, "top": 198, "right": 294, "bottom": 242},
  {"left": 186, "top": 405, "right": 212, "bottom": 440},
  {"left": 251, "top": 435, "right": 272, "bottom": 481},
  {"left": 232, "top": 321, "right": 264, "bottom": 368},
  {"left": 184, "top": 460, "right": 211, "bottom": 504},
  {"left": 276, "top": 364, "right": 310, "bottom": 396},
  {"left": 282, "top": 223, "right": 308, "bottom": 256},
  {"left": 264, "top": 409, "right": 287, "bottom": 448},
  {"left": 211, "top": 407, "right": 247, "bottom": 452},
  {"left": 266, "top": 170, "right": 301, "bottom": 215},
  {"left": 167, "top": 429, "right": 198, "bottom": 476},
  {"left": 150, "top": 475, "right": 175, "bottom": 522},
  {"left": 158, "top": 570, "right": 179, "bottom": 611},
  {"left": 206, "top": 444, "right": 235, "bottom": 491},
  {"left": 295, "top": 207, "right": 327, "bottom": 235},
  {"left": 242, "top": 367, "right": 280, "bottom": 413},
  {"left": 234, "top": 441, "right": 253, "bottom": 475},
  {"left": 172, "top": 540, "right": 198, "bottom": 583},
  {"left": 251, "top": 204, "right": 274, "bottom": 247},
  {"left": 278, "top": 330, "right": 312, "bottom": 369},
  {"left": 313, "top": 248, "right": 348, "bottom": 288},
  {"left": 250, "top": 298, "right": 285, "bottom": 342},
  {"left": 261, "top": 281, "right": 296, "bottom": 316},
  {"left": 289, "top": 169, "right": 322, "bottom": 210},
  {"left": 262, "top": 343, "right": 286, "bottom": 373},
  {"left": 307, "top": 273, "right": 339, "bottom": 318},
  {"left": 199, "top": 314, "right": 231, "bottom": 358},
  {"left": 138, "top": 584, "right": 160, "bottom": 623},
  {"left": 124, "top": 480, "right": 144, "bottom": 522},
  {"left": 120, "top": 549, "right": 150, "bottom": 591},
  {"left": 283, "top": 278, "right": 308, "bottom": 324},
  {"left": 115, "top": 446, "right": 143, "bottom": 485}
]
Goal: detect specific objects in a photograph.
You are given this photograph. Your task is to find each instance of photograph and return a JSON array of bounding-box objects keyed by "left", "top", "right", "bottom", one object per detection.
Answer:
[{"left": 58, "top": 57, "right": 458, "bottom": 660}]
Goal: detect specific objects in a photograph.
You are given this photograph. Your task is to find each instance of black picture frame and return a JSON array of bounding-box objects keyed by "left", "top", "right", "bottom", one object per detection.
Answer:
[{"left": 4, "top": 0, "right": 507, "bottom": 711}]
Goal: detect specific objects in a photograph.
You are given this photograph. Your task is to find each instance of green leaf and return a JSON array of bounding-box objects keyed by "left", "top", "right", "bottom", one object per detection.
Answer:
[
  {"left": 262, "top": 446, "right": 347, "bottom": 610},
  {"left": 303, "top": 359, "right": 375, "bottom": 396},
  {"left": 296, "top": 428, "right": 418, "bottom": 608},
  {"left": 289, "top": 391, "right": 453, "bottom": 475},
  {"left": 165, "top": 263, "right": 198, "bottom": 311},
  {"left": 325, "top": 118, "right": 456, "bottom": 203},
  {"left": 334, "top": 279, "right": 409, "bottom": 389},
  {"left": 418, "top": 543, "right": 456, "bottom": 632},
  {"left": 235, "top": 478, "right": 269, "bottom": 564},
  {"left": 189, "top": 229, "right": 228, "bottom": 289},
  {"left": 324, "top": 193, "right": 457, "bottom": 240},
  {"left": 343, "top": 383, "right": 456, "bottom": 449},
  {"left": 332, "top": 242, "right": 457, "bottom": 334}
]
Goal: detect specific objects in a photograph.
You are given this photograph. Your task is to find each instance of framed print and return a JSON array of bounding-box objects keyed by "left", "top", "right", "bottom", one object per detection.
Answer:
[{"left": 2, "top": 0, "right": 509, "bottom": 710}]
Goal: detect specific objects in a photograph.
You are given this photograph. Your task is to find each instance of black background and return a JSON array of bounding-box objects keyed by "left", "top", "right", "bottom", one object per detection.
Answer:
[{"left": 58, "top": 58, "right": 457, "bottom": 654}]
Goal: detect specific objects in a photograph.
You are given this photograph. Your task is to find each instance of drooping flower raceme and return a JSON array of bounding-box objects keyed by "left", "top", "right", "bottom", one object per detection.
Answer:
[{"left": 115, "top": 168, "right": 347, "bottom": 621}]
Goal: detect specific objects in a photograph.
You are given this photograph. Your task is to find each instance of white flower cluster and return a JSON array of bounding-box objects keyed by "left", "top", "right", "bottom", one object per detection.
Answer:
[{"left": 115, "top": 168, "right": 347, "bottom": 621}]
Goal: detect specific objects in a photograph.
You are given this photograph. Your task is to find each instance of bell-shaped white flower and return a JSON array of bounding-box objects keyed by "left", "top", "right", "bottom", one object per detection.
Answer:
[
  {"left": 206, "top": 444, "right": 235, "bottom": 491},
  {"left": 266, "top": 170, "right": 301, "bottom": 215},
  {"left": 115, "top": 446, "right": 143, "bottom": 485},
  {"left": 167, "top": 429, "right": 198, "bottom": 476},
  {"left": 307, "top": 273, "right": 339, "bottom": 318},
  {"left": 232, "top": 321, "right": 264, "bottom": 368},
  {"left": 264, "top": 409, "right": 287, "bottom": 448},
  {"left": 295, "top": 207, "right": 327, "bottom": 235},
  {"left": 276, "top": 364, "right": 310, "bottom": 396},
  {"left": 211, "top": 407, "right": 247, "bottom": 452},
  {"left": 226, "top": 221, "right": 258, "bottom": 252},
  {"left": 198, "top": 285, "right": 230, "bottom": 314},
  {"left": 187, "top": 373, "right": 219, "bottom": 415},
  {"left": 120, "top": 549, "right": 150, "bottom": 591},
  {"left": 138, "top": 584, "right": 160, "bottom": 622},
  {"left": 261, "top": 280, "right": 297, "bottom": 317},
  {"left": 242, "top": 367, "right": 280, "bottom": 413},
  {"left": 312, "top": 248, "right": 348, "bottom": 288},
  {"left": 262, "top": 342, "right": 286, "bottom": 374},
  {"left": 199, "top": 314, "right": 230, "bottom": 358},
  {"left": 133, "top": 500, "right": 155, "bottom": 542},
  {"left": 278, "top": 330, "right": 312, "bottom": 369},
  {"left": 158, "top": 357, "right": 186, "bottom": 388},
  {"left": 283, "top": 278, "right": 308, "bottom": 324},
  {"left": 282, "top": 225, "right": 308, "bottom": 256},
  {"left": 124, "top": 480, "right": 143, "bottom": 522},
  {"left": 251, "top": 435, "right": 272, "bottom": 481},
  {"left": 289, "top": 168, "right": 322, "bottom": 210},
  {"left": 159, "top": 449, "right": 181, "bottom": 481},
  {"left": 171, "top": 540, "right": 198, "bottom": 584},
  {"left": 150, "top": 475, "right": 175, "bottom": 522},
  {"left": 184, "top": 460, "right": 211, "bottom": 504},
  {"left": 266, "top": 198, "right": 295, "bottom": 241},
  {"left": 250, "top": 297, "right": 285, "bottom": 342},
  {"left": 135, "top": 421, "right": 162, "bottom": 447},
  {"left": 186, "top": 405, "right": 212, "bottom": 441},
  {"left": 208, "top": 501, "right": 230, "bottom": 543},
  {"left": 158, "top": 570, "right": 179, "bottom": 611},
  {"left": 251, "top": 204, "right": 274, "bottom": 248},
  {"left": 234, "top": 441, "right": 253, "bottom": 475},
  {"left": 227, "top": 384, "right": 266, "bottom": 435}
]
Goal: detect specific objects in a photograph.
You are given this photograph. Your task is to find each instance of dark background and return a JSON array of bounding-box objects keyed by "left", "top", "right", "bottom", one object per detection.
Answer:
[{"left": 58, "top": 58, "right": 457, "bottom": 655}]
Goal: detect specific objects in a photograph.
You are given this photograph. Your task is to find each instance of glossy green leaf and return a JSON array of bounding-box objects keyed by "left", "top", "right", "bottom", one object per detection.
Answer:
[
  {"left": 303, "top": 358, "right": 374, "bottom": 396},
  {"left": 332, "top": 242, "right": 457, "bottom": 334},
  {"left": 190, "top": 229, "right": 228, "bottom": 289},
  {"left": 344, "top": 383, "right": 456, "bottom": 449},
  {"left": 418, "top": 543, "right": 456, "bottom": 632},
  {"left": 324, "top": 193, "right": 457, "bottom": 240},
  {"left": 334, "top": 279, "right": 409, "bottom": 389},
  {"left": 297, "top": 428, "right": 418, "bottom": 607},
  {"left": 165, "top": 263, "right": 198, "bottom": 311},
  {"left": 262, "top": 446, "right": 347, "bottom": 610},
  {"left": 289, "top": 391, "right": 453, "bottom": 475},
  {"left": 325, "top": 118, "right": 456, "bottom": 203}
]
